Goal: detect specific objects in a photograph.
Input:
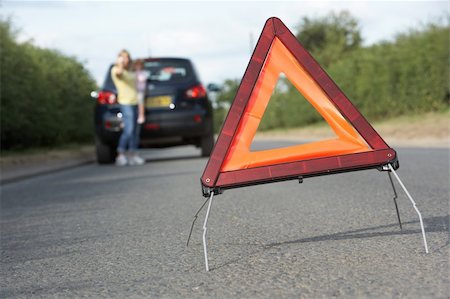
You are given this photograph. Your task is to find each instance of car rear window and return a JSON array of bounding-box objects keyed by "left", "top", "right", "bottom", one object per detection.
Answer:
[
  {"left": 145, "top": 60, "right": 192, "bottom": 82},
  {"left": 102, "top": 60, "right": 194, "bottom": 91}
]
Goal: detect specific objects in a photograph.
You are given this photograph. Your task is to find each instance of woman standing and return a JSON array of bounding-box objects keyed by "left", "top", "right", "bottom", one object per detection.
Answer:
[{"left": 111, "top": 49, "right": 145, "bottom": 166}]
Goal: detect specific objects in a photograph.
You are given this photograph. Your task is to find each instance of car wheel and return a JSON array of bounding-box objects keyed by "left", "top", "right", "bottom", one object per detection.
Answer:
[
  {"left": 95, "top": 137, "right": 116, "bottom": 164},
  {"left": 200, "top": 134, "right": 214, "bottom": 157}
]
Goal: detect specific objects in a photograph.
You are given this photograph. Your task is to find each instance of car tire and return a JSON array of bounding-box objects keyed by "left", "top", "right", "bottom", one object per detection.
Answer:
[
  {"left": 200, "top": 134, "right": 214, "bottom": 157},
  {"left": 96, "top": 137, "right": 116, "bottom": 164}
]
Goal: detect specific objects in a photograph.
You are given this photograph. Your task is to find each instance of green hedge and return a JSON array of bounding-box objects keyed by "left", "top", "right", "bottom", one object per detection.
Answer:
[
  {"left": 1, "top": 20, "right": 97, "bottom": 150},
  {"left": 214, "top": 22, "right": 449, "bottom": 132},
  {"left": 328, "top": 23, "right": 449, "bottom": 120}
]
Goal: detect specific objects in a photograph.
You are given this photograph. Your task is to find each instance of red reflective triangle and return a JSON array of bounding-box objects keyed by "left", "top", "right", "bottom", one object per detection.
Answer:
[{"left": 201, "top": 17, "right": 397, "bottom": 195}]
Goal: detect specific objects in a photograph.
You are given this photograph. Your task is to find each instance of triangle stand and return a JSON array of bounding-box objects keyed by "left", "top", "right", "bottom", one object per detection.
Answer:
[
  {"left": 202, "top": 192, "right": 214, "bottom": 271},
  {"left": 188, "top": 162, "right": 428, "bottom": 272},
  {"left": 386, "top": 164, "right": 429, "bottom": 253},
  {"left": 186, "top": 192, "right": 215, "bottom": 271},
  {"left": 387, "top": 170, "right": 402, "bottom": 230}
]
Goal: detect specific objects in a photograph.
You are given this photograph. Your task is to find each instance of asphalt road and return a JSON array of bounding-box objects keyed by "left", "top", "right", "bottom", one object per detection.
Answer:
[{"left": 1, "top": 141, "right": 449, "bottom": 298}]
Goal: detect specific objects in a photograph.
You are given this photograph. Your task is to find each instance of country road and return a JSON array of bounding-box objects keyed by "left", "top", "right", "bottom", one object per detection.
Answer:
[{"left": 1, "top": 141, "right": 448, "bottom": 298}]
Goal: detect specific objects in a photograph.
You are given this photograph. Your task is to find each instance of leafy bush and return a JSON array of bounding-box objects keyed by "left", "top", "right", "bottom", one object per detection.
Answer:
[
  {"left": 0, "top": 19, "right": 97, "bottom": 149},
  {"left": 328, "top": 23, "right": 449, "bottom": 120}
]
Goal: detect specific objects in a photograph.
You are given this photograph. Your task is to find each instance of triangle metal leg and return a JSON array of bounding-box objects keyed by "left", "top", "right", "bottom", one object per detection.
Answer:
[
  {"left": 387, "top": 164, "right": 429, "bottom": 253},
  {"left": 387, "top": 171, "right": 403, "bottom": 230},
  {"left": 186, "top": 196, "right": 211, "bottom": 247},
  {"left": 202, "top": 193, "right": 214, "bottom": 271}
]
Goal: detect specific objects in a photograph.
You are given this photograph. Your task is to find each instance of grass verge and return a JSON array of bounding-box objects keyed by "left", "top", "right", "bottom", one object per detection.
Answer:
[{"left": 255, "top": 110, "right": 450, "bottom": 148}]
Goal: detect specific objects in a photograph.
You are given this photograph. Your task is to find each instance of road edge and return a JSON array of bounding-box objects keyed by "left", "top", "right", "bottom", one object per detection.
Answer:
[{"left": 0, "top": 148, "right": 95, "bottom": 185}]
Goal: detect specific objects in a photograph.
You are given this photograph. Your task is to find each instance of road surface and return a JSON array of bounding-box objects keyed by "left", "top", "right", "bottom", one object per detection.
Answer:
[{"left": 1, "top": 141, "right": 449, "bottom": 298}]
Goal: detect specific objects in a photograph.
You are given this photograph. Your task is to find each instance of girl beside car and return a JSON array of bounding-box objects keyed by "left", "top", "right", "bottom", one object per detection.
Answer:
[
  {"left": 133, "top": 59, "right": 148, "bottom": 125},
  {"left": 111, "top": 49, "right": 145, "bottom": 166}
]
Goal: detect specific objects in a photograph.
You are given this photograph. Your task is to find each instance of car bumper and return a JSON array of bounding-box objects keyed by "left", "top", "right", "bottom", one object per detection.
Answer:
[{"left": 97, "top": 108, "right": 212, "bottom": 146}]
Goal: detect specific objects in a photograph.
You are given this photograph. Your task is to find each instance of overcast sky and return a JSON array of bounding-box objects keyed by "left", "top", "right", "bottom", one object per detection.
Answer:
[{"left": 2, "top": 1, "right": 448, "bottom": 86}]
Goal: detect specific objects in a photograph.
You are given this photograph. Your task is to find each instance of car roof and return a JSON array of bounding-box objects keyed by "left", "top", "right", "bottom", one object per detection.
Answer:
[
  {"left": 141, "top": 57, "right": 191, "bottom": 62},
  {"left": 108, "top": 57, "right": 192, "bottom": 68},
  {"left": 109, "top": 57, "right": 191, "bottom": 69}
]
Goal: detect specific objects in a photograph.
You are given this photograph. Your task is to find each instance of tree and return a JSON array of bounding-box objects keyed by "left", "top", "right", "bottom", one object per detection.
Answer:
[
  {"left": 0, "top": 18, "right": 96, "bottom": 149},
  {"left": 212, "top": 79, "right": 240, "bottom": 132},
  {"left": 296, "top": 11, "right": 362, "bottom": 67}
]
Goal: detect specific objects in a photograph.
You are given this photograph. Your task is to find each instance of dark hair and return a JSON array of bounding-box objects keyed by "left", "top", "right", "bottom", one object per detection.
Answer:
[{"left": 134, "top": 59, "right": 144, "bottom": 67}]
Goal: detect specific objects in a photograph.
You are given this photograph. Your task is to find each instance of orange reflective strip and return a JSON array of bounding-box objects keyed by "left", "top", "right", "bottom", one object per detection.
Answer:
[{"left": 221, "top": 38, "right": 371, "bottom": 172}]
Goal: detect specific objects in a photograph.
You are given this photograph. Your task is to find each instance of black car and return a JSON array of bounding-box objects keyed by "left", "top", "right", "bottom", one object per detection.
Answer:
[{"left": 92, "top": 57, "right": 214, "bottom": 164}]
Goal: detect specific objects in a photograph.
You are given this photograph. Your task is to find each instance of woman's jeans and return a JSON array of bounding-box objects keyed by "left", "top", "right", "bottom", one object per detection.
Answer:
[{"left": 117, "top": 104, "right": 140, "bottom": 154}]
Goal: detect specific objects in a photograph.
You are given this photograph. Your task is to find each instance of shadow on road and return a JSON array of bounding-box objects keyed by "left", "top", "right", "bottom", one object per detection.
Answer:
[
  {"left": 263, "top": 215, "right": 448, "bottom": 248},
  {"left": 212, "top": 215, "right": 448, "bottom": 271},
  {"left": 144, "top": 155, "right": 203, "bottom": 164}
]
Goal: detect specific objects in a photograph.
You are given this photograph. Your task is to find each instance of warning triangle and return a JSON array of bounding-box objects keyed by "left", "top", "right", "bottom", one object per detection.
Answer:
[{"left": 201, "top": 17, "right": 397, "bottom": 195}]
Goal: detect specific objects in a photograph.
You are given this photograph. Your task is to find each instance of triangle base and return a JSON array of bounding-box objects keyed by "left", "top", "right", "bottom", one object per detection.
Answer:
[{"left": 202, "top": 149, "right": 397, "bottom": 196}]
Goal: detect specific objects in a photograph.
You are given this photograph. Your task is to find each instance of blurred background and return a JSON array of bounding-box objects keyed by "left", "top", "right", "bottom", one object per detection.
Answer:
[
  {"left": 2, "top": 3, "right": 449, "bottom": 296},
  {"left": 1, "top": 1, "right": 448, "bottom": 151}
]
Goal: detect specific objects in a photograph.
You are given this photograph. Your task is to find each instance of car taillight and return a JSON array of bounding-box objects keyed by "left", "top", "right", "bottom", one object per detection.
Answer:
[
  {"left": 186, "top": 84, "right": 206, "bottom": 99},
  {"left": 97, "top": 91, "right": 117, "bottom": 105}
]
